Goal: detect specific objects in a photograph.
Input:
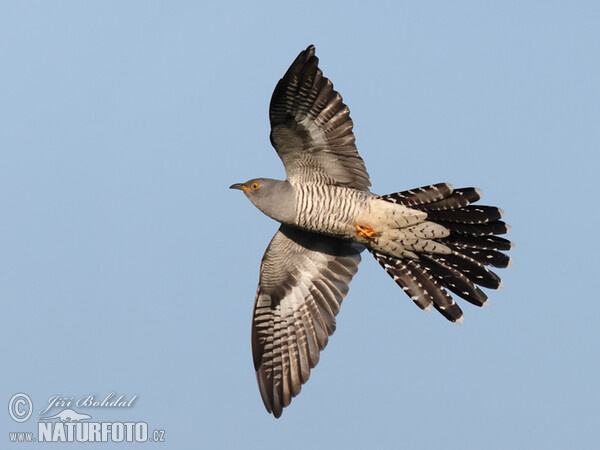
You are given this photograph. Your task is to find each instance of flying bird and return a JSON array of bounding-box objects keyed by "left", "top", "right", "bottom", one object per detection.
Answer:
[{"left": 230, "top": 45, "right": 512, "bottom": 418}]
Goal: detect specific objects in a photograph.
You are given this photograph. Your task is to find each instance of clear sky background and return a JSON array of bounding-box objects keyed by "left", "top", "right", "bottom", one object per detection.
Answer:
[{"left": 2, "top": 1, "right": 599, "bottom": 449}]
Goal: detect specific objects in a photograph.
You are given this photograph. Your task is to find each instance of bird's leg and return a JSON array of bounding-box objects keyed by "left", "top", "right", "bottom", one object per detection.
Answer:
[{"left": 355, "top": 223, "right": 375, "bottom": 239}]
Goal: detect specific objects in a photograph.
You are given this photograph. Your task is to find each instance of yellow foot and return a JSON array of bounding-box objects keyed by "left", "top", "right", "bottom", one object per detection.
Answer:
[{"left": 355, "top": 223, "right": 375, "bottom": 239}]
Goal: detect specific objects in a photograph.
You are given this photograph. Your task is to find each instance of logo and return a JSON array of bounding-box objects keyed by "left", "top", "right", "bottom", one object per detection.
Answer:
[
  {"left": 8, "top": 392, "right": 166, "bottom": 444},
  {"left": 40, "top": 408, "right": 92, "bottom": 422}
]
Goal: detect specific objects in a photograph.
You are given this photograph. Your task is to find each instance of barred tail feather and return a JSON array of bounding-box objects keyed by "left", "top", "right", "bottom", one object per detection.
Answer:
[
  {"left": 372, "top": 252, "right": 433, "bottom": 311},
  {"left": 413, "top": 187, "right": 482, "bottom": 211},
  {"left": 379, "top": 183, "right": 453, "bottom": 206},
  {"left": 418, "top": 254, "right": 488, "bottom": 307},
  {"left": 371, "top": 250, "right": 464, "bottom": 323},
  {"left": 440, "top": 234, "right": 514, "bottom": 252},
  {"left": 376, "top": 184, "right": 512, "bottom": 323},
  {"left": 426, "top": 206, "right": 503, "bottom": 224},
  {"left": 448, "top": 246, "right": 512, "bottom": 269},
  {"left": 431, "top": 251, "right": 502, "bottom": 290},
  {"left": 439, "top": 221, "right": 511, "bottom": 236}
]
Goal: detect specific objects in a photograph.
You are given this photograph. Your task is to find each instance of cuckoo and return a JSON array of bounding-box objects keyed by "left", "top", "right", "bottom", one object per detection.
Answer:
[{"left": 230, "top": 45, "right": 512, "bottom": 418}]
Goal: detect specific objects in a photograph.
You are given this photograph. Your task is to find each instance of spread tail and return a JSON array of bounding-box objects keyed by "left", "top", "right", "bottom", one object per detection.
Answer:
[{"left": 372, "top": 183, "right": 512, "bottom": 324}]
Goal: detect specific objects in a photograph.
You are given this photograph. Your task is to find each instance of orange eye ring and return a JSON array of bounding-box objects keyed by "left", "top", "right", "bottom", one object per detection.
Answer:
[{"left": 250, "top": 182, "right": 260, "bottom": 190}]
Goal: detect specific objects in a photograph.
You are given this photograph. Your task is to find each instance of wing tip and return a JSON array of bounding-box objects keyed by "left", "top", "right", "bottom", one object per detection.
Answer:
[{"left": 301, "top": 44, "right": 316, "bottom": 62}]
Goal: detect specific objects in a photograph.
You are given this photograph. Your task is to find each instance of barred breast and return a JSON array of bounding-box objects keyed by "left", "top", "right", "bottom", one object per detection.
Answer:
[{"left": 293, "top": 183, "right": 372, "bottom": 238}]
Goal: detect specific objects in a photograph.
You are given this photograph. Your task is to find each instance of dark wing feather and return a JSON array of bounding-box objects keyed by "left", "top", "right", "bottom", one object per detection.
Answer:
[
  {"left": 269, "top": 45, "right": 370, "bottom": 190},
  {"left": 252, "top": 225, "right": 363, "bottom": 418}
]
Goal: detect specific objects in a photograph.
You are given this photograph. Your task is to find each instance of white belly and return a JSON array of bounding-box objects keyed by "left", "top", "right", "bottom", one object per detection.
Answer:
[{"left": 354, "top": 198, "right": 452, "bottom": 258}]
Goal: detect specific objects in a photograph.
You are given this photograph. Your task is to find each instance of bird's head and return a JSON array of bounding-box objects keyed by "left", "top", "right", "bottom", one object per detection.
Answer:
[
  {"left": 230, "top": 178, "right": 295, "bottom": 224},
  {"left": 229, "top": 178, "right": 266, "bottom": 195}
]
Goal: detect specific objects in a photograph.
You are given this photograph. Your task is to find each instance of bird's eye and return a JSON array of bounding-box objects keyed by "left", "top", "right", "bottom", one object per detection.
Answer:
[{"left": 250, "top": 182, "right": 260, "bottom": 190}]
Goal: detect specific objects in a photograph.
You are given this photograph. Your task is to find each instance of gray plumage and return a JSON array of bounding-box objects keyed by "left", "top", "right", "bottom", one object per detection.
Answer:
[{"left": 231, "top": 45, "right": 512, "bottom": 418}]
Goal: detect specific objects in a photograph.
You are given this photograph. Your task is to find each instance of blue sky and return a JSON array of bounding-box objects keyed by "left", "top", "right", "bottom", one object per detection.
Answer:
[{"left": 1, "top": 1, "right": 599, "bottom": 449}]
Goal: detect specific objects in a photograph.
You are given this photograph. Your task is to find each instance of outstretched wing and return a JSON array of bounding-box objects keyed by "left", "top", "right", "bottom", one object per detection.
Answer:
[
  {"left": 269, "top": 45, "right": 371, "bottom": 190},
  {"left": 252, "top": 225, "right": 363, "bottom": 418}
]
